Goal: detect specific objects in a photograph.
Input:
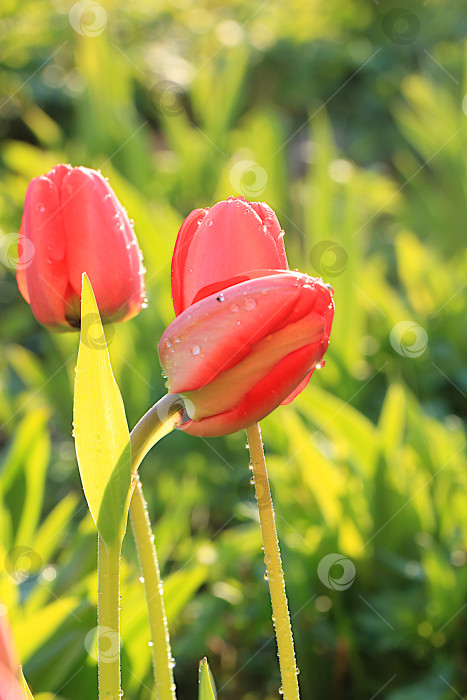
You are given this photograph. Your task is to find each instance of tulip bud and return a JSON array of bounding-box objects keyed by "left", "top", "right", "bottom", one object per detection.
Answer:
[
  {"left": 159, "top": 271, "right": 334, "bottom": 437},
  {"left": 16, "top": 164, "right": 146, "bottom": 330},
  {"left": 171, "top": 196, "right": 288, "bottom": 315},
  {"left": 0, "top": 605, "right": 22, "bottom": 700}
]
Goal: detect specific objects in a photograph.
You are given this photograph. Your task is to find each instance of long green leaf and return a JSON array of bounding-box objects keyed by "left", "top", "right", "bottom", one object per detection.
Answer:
[
  {"left": 198, "top": 657, "right": 217, "bottom": 700},
  {"left": 73, "top": 274, "right": 131, "bottom": 545},
  {"left": 20, "top": 667, "right": 35, "bottom": 700}
]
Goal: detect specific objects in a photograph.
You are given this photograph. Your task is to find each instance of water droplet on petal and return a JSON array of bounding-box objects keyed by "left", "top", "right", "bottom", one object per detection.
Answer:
[
  {"left": 216, "top": 293, "right": 224, "bottom": 302},
  {"left": 230, "top": 303, "right": 239, "bottom": 312},
  {"left": 190, "top": 344, "right": 201, "bottom": 356},
  {"left": 36, "top": 203, "right": 45, "bottom": 212},
  {"left": 244, "top": 298, "right": 256, "bottom": 310},
  {"left": 164, "top": 338, "right": 172, "bottom": 349}
]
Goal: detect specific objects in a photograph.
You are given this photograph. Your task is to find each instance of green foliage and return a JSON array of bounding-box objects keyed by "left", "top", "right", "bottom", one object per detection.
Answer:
[
  {"left": 198, "top": 657, "right": 217, "bottom": 700},
  {"left": 0, "top": 1, "right": 466, "bottom": 699},
  {"left": 73, "top": 274, "right": 131, "bottom": 545}
]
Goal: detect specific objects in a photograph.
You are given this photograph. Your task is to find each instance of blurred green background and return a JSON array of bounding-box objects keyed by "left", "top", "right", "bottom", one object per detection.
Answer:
[{"left": 1, "top": 0, "right": 466, "bottom": 698}]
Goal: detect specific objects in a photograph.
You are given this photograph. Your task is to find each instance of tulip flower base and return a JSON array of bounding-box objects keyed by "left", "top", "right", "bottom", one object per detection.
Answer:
[{"left": 16, "top": 174, "right": 334, "bottom": 700}]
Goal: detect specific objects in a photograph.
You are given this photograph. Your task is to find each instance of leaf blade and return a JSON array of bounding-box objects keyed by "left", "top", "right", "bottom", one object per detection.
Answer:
[
  {"left": 198, "top": 657, "right": 217, "bottom": 700},
  {"left": 73, "top": 274, "right": 132, "bottom": 544}
]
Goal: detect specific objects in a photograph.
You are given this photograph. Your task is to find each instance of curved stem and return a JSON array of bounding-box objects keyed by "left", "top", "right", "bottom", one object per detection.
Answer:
[
  {"left": 128, "top": 395, "right": 183, "bottom": 700},
  {"left": 131, "top": 394, "right": 185, "bottom": 472},
  {"left": 98, "top": 535, "right": 121, "bottom": 700},
  {"left": 130, "top": 476, "right": 176, "bottom": 700},
  {"left": 246, "top": 422, "right": 300, "bottom": 700}
]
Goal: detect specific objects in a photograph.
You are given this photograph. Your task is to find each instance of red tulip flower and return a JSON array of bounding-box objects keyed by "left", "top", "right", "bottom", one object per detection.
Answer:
[
  {"left": 171, "top": 196, "right": 288, "bottom": 315},
  {"left": 16, "top": 164, "right": 145, "bottom": 331},
  {"left": 159, "top": 271, "right": 334, "bottom": 437},
  {"left": 0, "top": 607, "right": 22, "bottom": 700}
]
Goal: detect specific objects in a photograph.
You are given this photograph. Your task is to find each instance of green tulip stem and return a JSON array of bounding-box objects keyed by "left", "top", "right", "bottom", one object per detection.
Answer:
[
  {"left": 128, "top": 395, "right": 184, "bottom": 700},
  {"left": 130, "top": 394, "right": 185, "bottom": 472},
  {"left": 130, "top": 476, "right": 176, "bottom": 700},
  {"left": 246, "top": 422, "right": 300, "bottom": 700},
  {"left": 97, "top": 534, "right": 121, "bottom": 700}
]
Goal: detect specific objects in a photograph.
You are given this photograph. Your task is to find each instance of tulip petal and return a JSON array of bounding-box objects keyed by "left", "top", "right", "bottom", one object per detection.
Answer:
[
  {"left": 0, "top": 609, "right": 19, "bottom": 678},
  {"left": 61, "top": 167, "right": 144, "bottom": 323},
  {"left": 182, "top": 315, "right": 325, "bottom": 419},
  {"left": 160, "top": 273, "right": 309, "bottom": 392},
  {"left": 171, "top": 198, "right": 289, "bottom": 313},
  {"left": 280, "top": 370, "right": 313, "bottom": 405},
  {"left": 171, "top": 208, "right": 207, "bottom": 316},
  {"left": 0, "top": 662, "right": 22, "bottom": 700},
  {"left": 21, "top": 174, "right": 69, "bottom": 329},
  {"left": 180, "top": 342, "right": 325, "bottom": 437},
  {"left": 16, "top": 220, "right": 30, "bottom": 303},
  {"left": 160, "top": 271, "right": 334, "bottom": 436},
  {"left": 248, "top": 201, "right": 288, "bottom": 270}
]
